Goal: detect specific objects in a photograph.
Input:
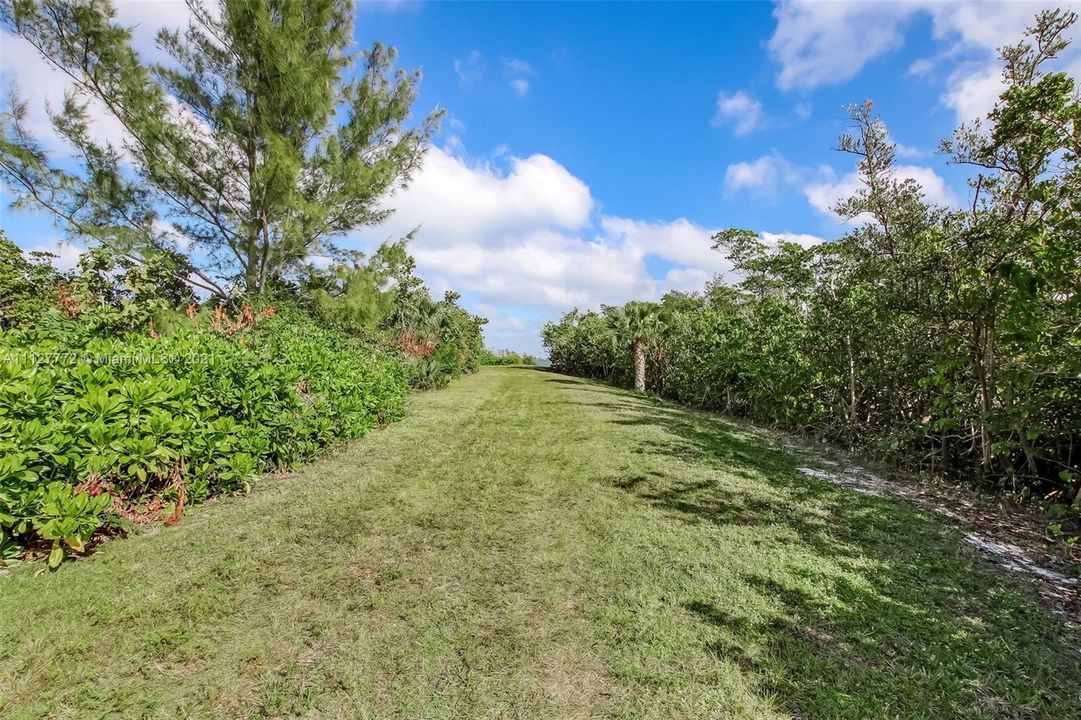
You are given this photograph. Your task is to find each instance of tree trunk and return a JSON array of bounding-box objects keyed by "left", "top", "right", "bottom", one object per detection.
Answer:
[
  {"left": 632, "top": 339, "right": 646, "bottom": 392},
  {"left": 845, "top": 333, "right": 857, "bottom": 425}
]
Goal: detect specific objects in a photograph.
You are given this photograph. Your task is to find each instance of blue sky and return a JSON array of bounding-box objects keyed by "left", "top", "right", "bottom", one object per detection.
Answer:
[{"left": 3, "top": 1, "right": 1079, "bottom": 354}]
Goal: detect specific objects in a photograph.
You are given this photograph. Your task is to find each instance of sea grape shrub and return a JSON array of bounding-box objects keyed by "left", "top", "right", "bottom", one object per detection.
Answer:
[
  {"left": 0, "top": 309, "right": 408, "bottom": 564},
  {"left": 541, "top": 310, "right": 620, "bottom": 380}
]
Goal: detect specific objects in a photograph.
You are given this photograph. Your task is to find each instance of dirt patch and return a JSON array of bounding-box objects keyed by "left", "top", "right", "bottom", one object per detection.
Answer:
[{"left": 539, "top": 644, "right": 608, "bottom": 718}]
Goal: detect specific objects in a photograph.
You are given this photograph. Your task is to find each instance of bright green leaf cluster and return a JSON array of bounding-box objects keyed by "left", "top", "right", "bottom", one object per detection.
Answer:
[{"left": 0, "top": 308, "right": 408, "bottom": 563}]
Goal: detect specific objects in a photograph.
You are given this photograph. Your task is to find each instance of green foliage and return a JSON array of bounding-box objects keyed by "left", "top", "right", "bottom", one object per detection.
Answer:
[
  {"left": 0, "top": 307, "right": 408, "bottom": 561},
  {"left": 298, "top": 240, "right": 487, "bottom": 387},
  {"left": 73, "top": 245, "right": 196, "bottom": 311},
  {"left": 605, "top": 300, "right": 663, "bottom": 391},
  {"left": 0, "top": 229, "right": 63, "bottom": 329},
  {"left": 0, "top": 0, "right": 441, "bottom": 295},
  {"left": 0, "top": 2, "right": 487, "bottom": 568},
  {"left": 477, "top": 349, "right": 539, "bottom": 366},
  {"left": 400, "top": 355, "right": 446, "bottom": 390},
  {"left": 0, "top": 225, "right": 477, "bottom": 566},
  {"left": 36, "top": 482, "right": 113, "bottom": 567},
  {"left": 387, "top": 287, "right": 486, "bottom": 387},
  {"left": 542, "top": 309, "right": 619, "bottom": 380},
  {"left": 298, "top": 240, "right": 415, "bottom": 337},
  {"left": 67, "top": 245, "right": 199, "bottom": 334},
  {"left": 545, "top": 10, "right": 1081, "bottom": 505}
]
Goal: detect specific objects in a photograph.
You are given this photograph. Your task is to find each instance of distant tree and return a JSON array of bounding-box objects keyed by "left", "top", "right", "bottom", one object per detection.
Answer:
[
  {"left": 0, "top": 0, "right": 441, "bottom": 297},
  {"left": 0, "top": 229, "right": 63, "bottom": 328}
]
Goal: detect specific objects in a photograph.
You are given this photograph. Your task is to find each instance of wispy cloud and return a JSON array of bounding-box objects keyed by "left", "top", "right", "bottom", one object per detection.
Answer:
[
  {"left": 502, "top": 57, "right": 536, "bottom": 76},
  {"left": 502, "top": 56, "right": 536, "bottom": 99},
  {"left": 712, "top": 91, "right": 766, "bottom": 136},
  {"left": 453, "top": 50, "right": 486, "bottom": 87},
  {"left": 724, "top": 151, "right": 956, "bottom": 216},
  {"left": 766, "top": 0, "right": 1077, "bottom": 124},
  {"left": 908, "top": 58, "right": 935, "bottom": 77},
  {"left": 510, "top": 78, "right": 530, "bottom": 98}
]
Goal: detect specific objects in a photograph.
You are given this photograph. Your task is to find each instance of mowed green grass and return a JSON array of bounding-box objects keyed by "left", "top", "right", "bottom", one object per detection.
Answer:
[{"left": 1, "top": 367, "right": 1078, "bottom": 719}]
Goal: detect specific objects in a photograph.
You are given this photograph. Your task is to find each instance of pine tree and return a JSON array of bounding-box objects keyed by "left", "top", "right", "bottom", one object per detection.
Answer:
[{"left": 0, "top": 0, "right": 441, "bottom": 296}]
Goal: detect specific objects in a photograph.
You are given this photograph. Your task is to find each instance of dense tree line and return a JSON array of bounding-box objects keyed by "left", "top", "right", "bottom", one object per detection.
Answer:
[
  {"left": 477, "top": 349, "right": 540, "bottom": 366},
  {"left": 545, "top": 10, "right": 1081, "bottom": 505}
]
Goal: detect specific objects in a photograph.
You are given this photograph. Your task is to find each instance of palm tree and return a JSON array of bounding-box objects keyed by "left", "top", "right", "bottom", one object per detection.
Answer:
[{"left": 605, "top": 301, "right": 662, "bottom": 392}]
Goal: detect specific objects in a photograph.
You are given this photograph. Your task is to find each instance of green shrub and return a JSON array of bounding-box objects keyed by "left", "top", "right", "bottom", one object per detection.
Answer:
[
  {"left": 0, "top": 308, "right": 408, "bottom": 564},
  {"left": 433, "top": 341, "right": 463, "bottom": 377},
  {"left": 298, "top": 242, "right": 488, "bottom": 383},
  {"left": 401, "top": 355, "right": 448, "bottom": 390}
]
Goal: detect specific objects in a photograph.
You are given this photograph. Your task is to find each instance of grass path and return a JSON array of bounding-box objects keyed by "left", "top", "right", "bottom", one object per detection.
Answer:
[{"left": 2, "top": 367, "right": 1079, "bottom": 719}]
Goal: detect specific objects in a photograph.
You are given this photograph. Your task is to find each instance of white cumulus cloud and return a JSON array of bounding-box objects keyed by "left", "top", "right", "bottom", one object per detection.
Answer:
[
  {"left": 347, "top": 145, "right": 828, "bottom": 353},
  {"left": 24, "top": 239, "right": 83, "bottom": 272},
  {"left": 0, "top": 1, "right": 205, "bottom": 157},
  {"left": 769, "top": 0, "right": 915, "bottom": 91},
  {"left": 941, "top": 63, "right": 1006, "bottom": 126},
  {"left": 760, "top": 232, "right": 824, "bottom": 249},
  {"left": 723, "top": 153, "right": 799, "bottom": 199},
  {"left": 368, "top": 146, "right": 593, "bottom": 249}
]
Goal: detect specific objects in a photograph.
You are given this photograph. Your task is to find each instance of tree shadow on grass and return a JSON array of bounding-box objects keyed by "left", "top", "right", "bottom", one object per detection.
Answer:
[
  {"left": 545, "top": 378, "right": 591, "bottom": 386},
  {"left": 555, "top": 376, "right": 1081, "bottom": 719}
]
